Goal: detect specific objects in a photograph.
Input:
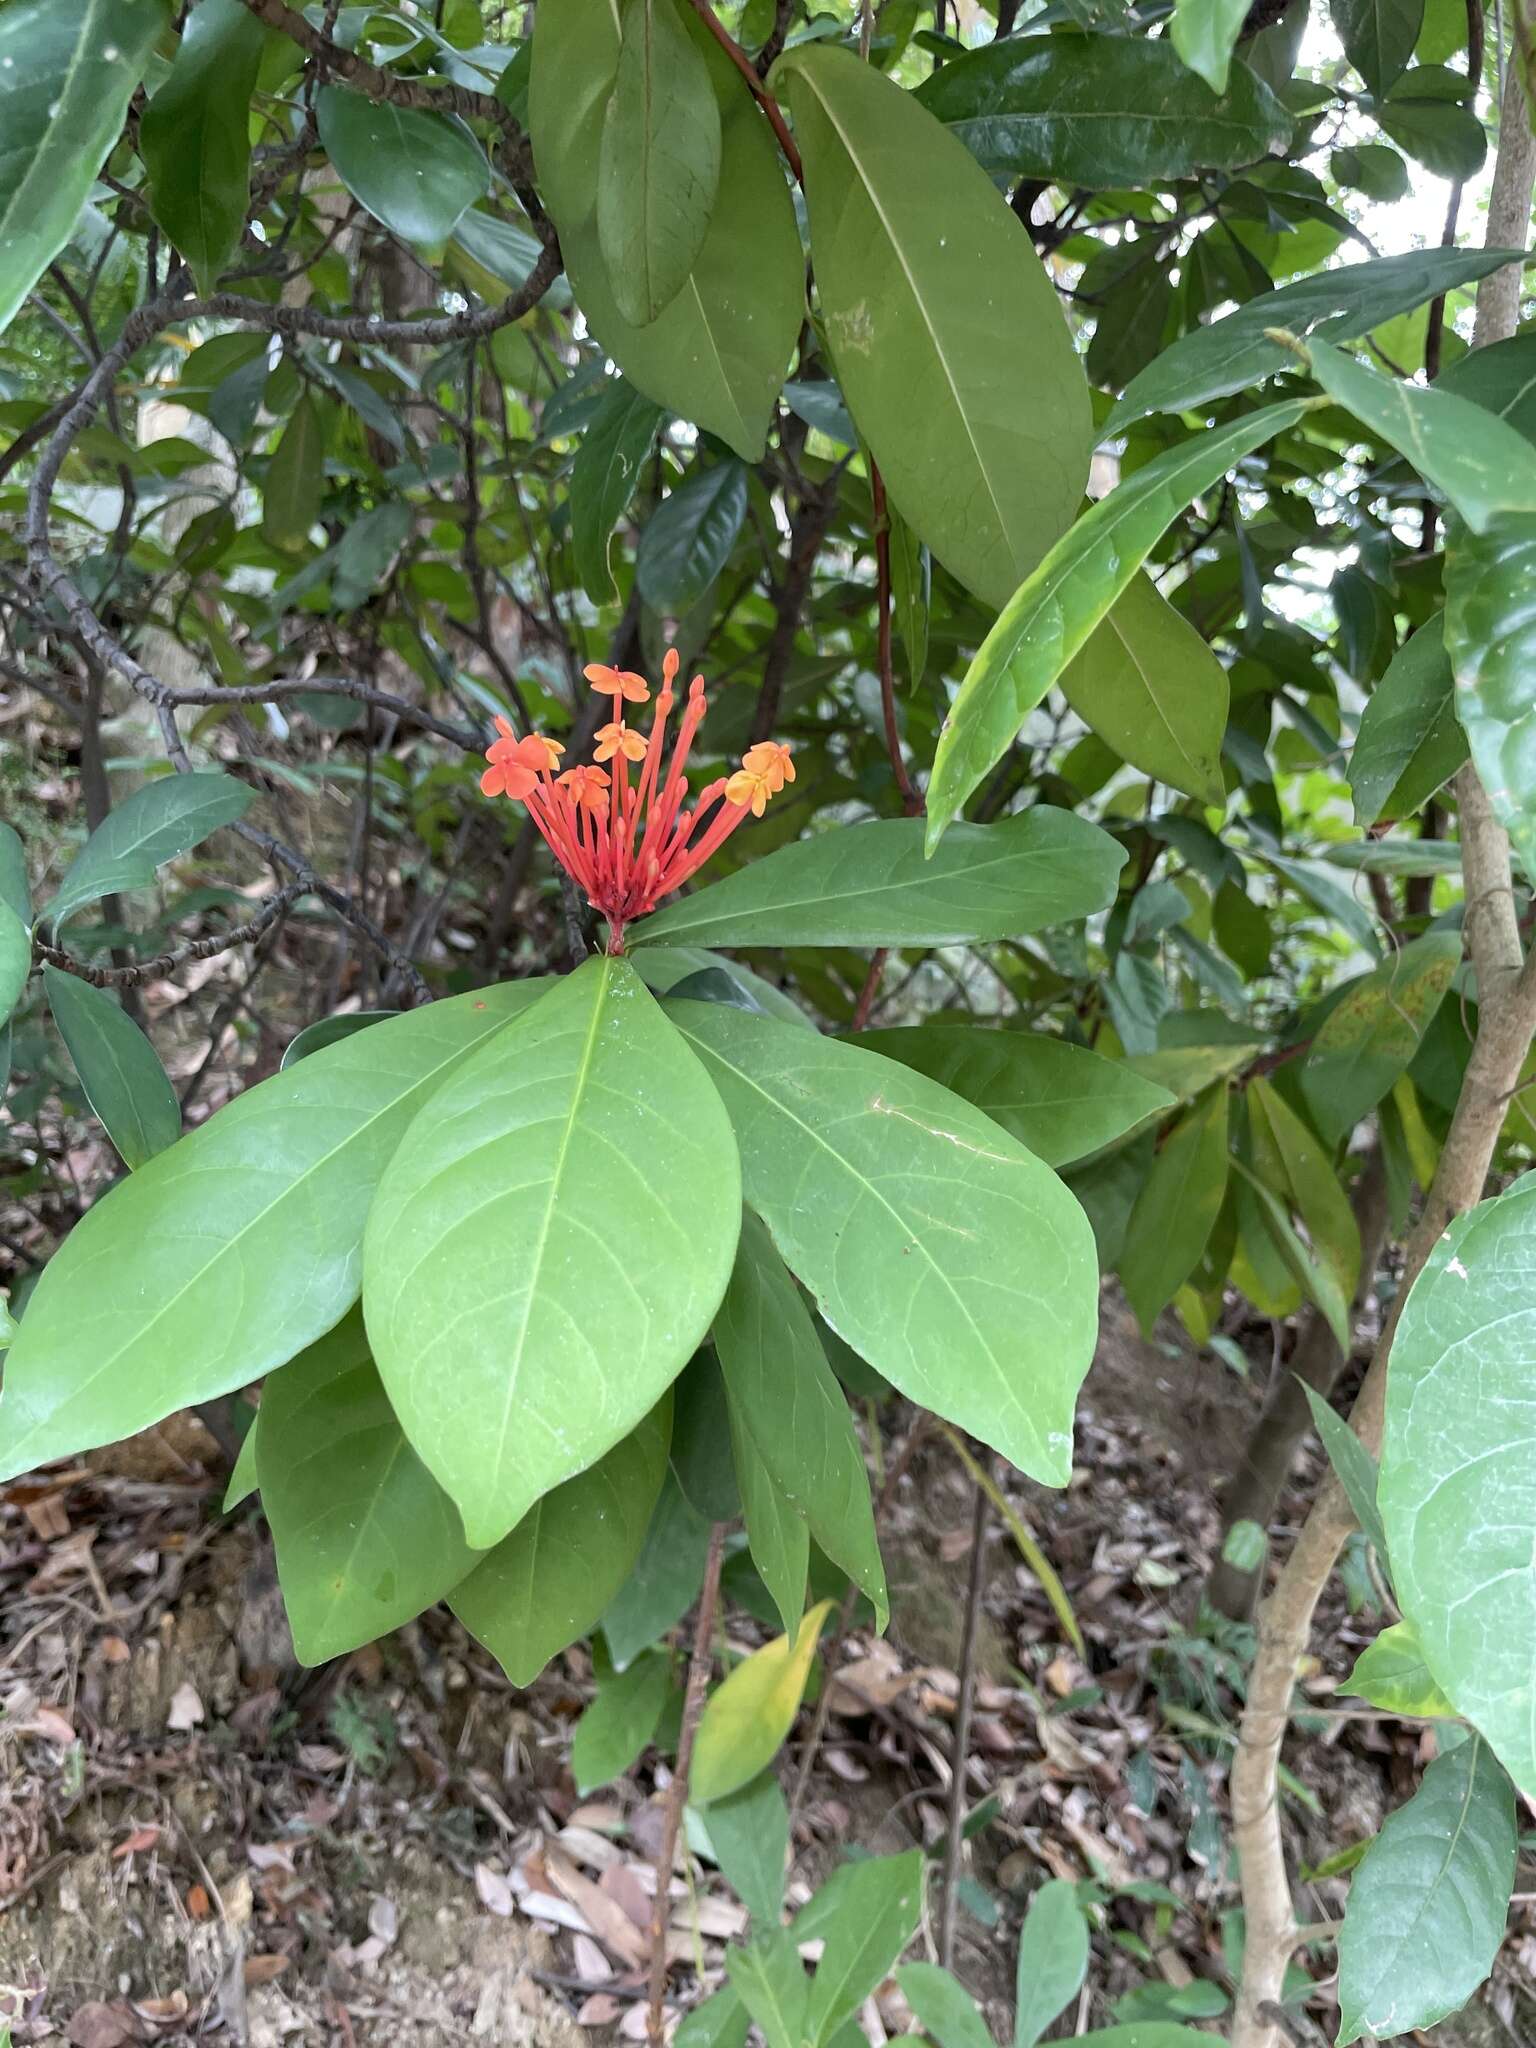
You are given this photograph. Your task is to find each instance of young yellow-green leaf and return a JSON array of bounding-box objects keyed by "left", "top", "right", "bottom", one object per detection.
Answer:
[
  {"left": 571, "top": 1648, "right": 672, "bottom": 1794},
  {"left": 1446, "top": 511, "right": 1536, "bottom": 889},
  {"left": 1349, "top": 614, "right": 1466, "bottom": 828},
  {"left": 1335, "top": 1740, "right": 1515, "bottom": 2044},
  {"left": 1248, "top": 1078, "right": 1360, "bottom": 1302},
  {"left": 1171, "top": 0, "right": 1252, "bottom": 91},
  {"left": 850, "top": 1027, "right": 1174, "bottom": 1169},
  {"left": 597, "top": 0, "right": 721, "bottom": 326},
  {"left": 1231, "top": 1159, "right": 1350, "bottom": 1350},
  {"left": 141, "top": 0, "right": 271, "bottom": 294},
  {"left": 47, "top": 771, "right": 253, "bottom": 932},
  {"left": 666, "top": 1002, "right": 1098, "bottom": 1489},
  {"left": 450, "top": 1396, "right": 673, "bottom": 1683},
  {"left": 571, "top": 377, "right": 664, "bottom": 604},
  {"left": 1344, "top": 1619, "right": 1454, "bottom": 1716},
  {"left": 1119, "top": 1084, "right": 1230, "bottom": 1333},
  {"left": 692, "top": 1599, "right": 833, "bottom": 1805},
  {"left": 1301, "top": 931, "right": 1461, "bottom": 1144},
  {"left": 1381, "top": 1182, "right": 1536, "bottom": 1790},
  {"left": 728, "top": 1390, "right": 809, "bottom": 1638},
  {"left": 45, "top": 967, "right": 180, "bottom": 1171},
  {"left": 1332, "top": 0, "right": 1423, "bottom": 95},
  {"left": 254, "top": 1311, "right": 479, "bottom": 1665},
  {"left": 635, "top": 812, "right": 1125, "bottom": 953},
  {"left": 1061, "top": 574, "right": 1230, "bottom": 806},
  {"left": 261, "top": 394, "right": 326, "bottom": 555},
  {"left": 0, "top": 985, "right": 545, "bottom": 1483},
  {"left": 716, "top": 1210, "right": 887, "bottom": 1626},
  {"left": 926, "top": 402, "right": 1308, "bottom": 847},
  {"left": 365, "top": 957, "right": 741, "bottom": 1549},
  {"left": 316, "top": 87, "right": 490, "bottom": 245},
  {"left": 769, "top": 45, "right": 1091, "bottom": 611},
  {"left": 804, "top": 1850, "right": 924, "bottom": 2044},
  {"left": 0, "top": 0, "right": 167, "bottom": 337},
  {"left": 1013, "top": 1879, "right": 1090, "bottom": 2048}
]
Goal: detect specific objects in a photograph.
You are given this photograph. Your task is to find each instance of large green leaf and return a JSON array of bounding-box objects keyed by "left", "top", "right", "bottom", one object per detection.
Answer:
[
  {"left": 729, "top": 1396, "right": 809, "bottom": 1637},
  {"left": 1248, "top": 1078, "right": 1360, "bottom": 1301},
  {"left": 1012, "top": 1879, "right": 1090, "bottom": 2048},
  {"left": 261, "top": 393, "right": 325, "bottom": 554},
  {"left": 1061, "top": 573, "right": 1230, "bottom": 805},
  {"left": 529, "top": 0, "right": 620, "bottom": 227},
  {"left": 803, "top": 1850, "right": 924, "bottom": 2044},
  {"left": 849, "top": 1027, "right": 1173, "bottom": 1169},
  {"left": 1335, "top": 1740, "right": 1515, "bottom": 2043},
  {"left": 1349, "top": 615, "right": 1466, "bottom": 828},
  {"left": 47, "top": 772, "right": 253, "bottom": 932},
  {"left": 1300, "top": 932, "right": 1461, "bottom": 1144},
  {"left": 716, "top": 1210, "right": 887, "bottom": 1625},
  {"left": 1107, "top": 247, "right": 1522, "bottom": 432},
  {"left": 0, "top": 0, "right": 166, "bottom": 337},
  {"left": 636, "top": 460, "right": 748, "bottom": 613},
  {"left": 1381, "top": 1182, "right": 1536, "bottom": 1790},
  {"left": 1446, "top": 511, "right": 1536, "bottom": 889},
  {"left": 450, "top": 1395, "right": 672, "bottom": 1684},
  {"left": 140, "top": 0, "right": 270, "bottom": 294},
  {"left": 700, "top": 1770, "right": 789, "bottom": 1927},
  {"left": 254, "top": 1311, "right": 479, "bottom": 1665},
  {"left": 915, "top": 34, "right": 1288, "bottom": 182},
  {"left": 927, "top": 402, "right": 1307, "bottom": 845},
  {"left": 571, "top": 377, "right": 664, "bottom": 604},
  {"left": 770, "top": 45, "right": 1090, "bottom": 610},
  {"left": 728, "top": 1935, "right": 808, "bottom": 2048},
  {"left": 602, "top": 1468, "right": 712, "bottom": 1667},
  {"left": 597, "top": 0, "right": 720, "bottom": 325},
  {"left": 0, "top": 984, "right": 544, "bottom": 1482},
  {"left": 636, "top": 811, "right": 1124, "bottom": 952},
  {"left": 316, "top": 87, "right": 490, "bottom": 245},
  {"left": 1437, "top": 332, "right": 1536, "bottom": 441},
  {"left": 1379, "top": 63, "right": 1486, "bottom": 182},
  {"left": 1171, "top": 0, "right": 1256, "bottom": 92},
  {"left": 571, "top": 1648, "right": 672, "bottom": 1793},
  {"left": 1331, "top": 0, "right": 1423, "bottom": 95},
  {"left": 364, "top": 956, "right": 741, "bottom": 1549},
  {"left": 1119, "top": 1084, "right": 1229, "bottom": 1331},
  {"left": 665, "top": 1001, "right": 1099, "bottom": 1488},
  {"left": 44, "top": 967, "right": 179, "bottom": 1172}
]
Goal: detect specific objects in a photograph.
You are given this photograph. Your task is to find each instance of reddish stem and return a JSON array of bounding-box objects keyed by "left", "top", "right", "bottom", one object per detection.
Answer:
[
  {"left": 687, "top": 0, "right": 804, "bottom": 184},
  {"left": 870, "top": 464, "right": 921, "bottom": 816}
]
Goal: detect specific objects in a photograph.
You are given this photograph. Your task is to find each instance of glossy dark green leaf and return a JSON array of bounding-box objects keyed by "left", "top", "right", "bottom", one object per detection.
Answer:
[
  {"left": 1379, "top": 64, "right": 1487, "bottom": 181},
  {"left": 850, "top": 1027, "right": 1173, "bottom": 1169},
  {"left": 916, "top": 34, "right": 1288, "bottom": 181},
  {"left": 1170, "top": 0, "right": 1258, "bottom": 92},
  {"left": 1446, "top": 511, "right": 1536, "bottom": 888},
  {"left": 1336, "top": 1741, "right": 1515, "bottom": 2043},
  {"left": 666, "top": 1001, "right": 1098, "bottom": 1489},
  {"left": 1062, "top": 573, "right": 1230, "bottom": 805},
  {"left": 280, "top": 1011, "right": 400, "bottom": 1069},
  {"left": 1349, "top": 615, "right": 1466, "bottom": 827},
  {"left": 48, "top": 772, "right": 253, "bottom": 933},
  {"left": 0, "top": 0, "right": 166, "bottom": 336},
  {"left": 141, "top": 0, "right": 270, "bottom": 294},
  {"left": 671, "top": 1352, "right": 741, "bottom": 1522},
  {"left": 1331, "top": 0, "right": 1423, "bottom": 96},
  {"left": 770, "top": 44, "right": 1091, "bottom": 610},
  {"left": 1301, "top": 932, "right": 1461, "bottom": 1143},
  {"left": 316, "top": 86, "right": 490, "bottom": 245},
  {"left": 0, "top": 985, "right": 545, "bottom": 1483},
  {"left": 365, "top": 957, "right": 741, "bottom": 1549},
  {"left": 1331, "top": 141, "right": 1411, "bottom": 199},
  {"left": 450, "top": 1395, "right": 673, "bottom": 1684},
  {"left": 637, "top": 811, "right": 1124, "bottom": 952},
  {"left": 572, "top": 1648, "right": 672, "bottom": 1793},
  {"left": 1119, "top": 1084, "right": 1229, "bottom": 1332},
  {"left": 254, "top": 1310, "right": 479, "bottom": 1664},
  {"left": 44, "top": 967, "right": 179, "bottom": 1171},
  {"left": 572, "top": 378, "right": 664, "bottom": 603},
  {"left": 1013, "top": 1879, "right": 1090, "bottom": 2048},
  {"left": 261, "top": 393, "right": 325, "bottom": 555},
  {"left": 636, "top": 461, "right": 748, "bottom": 613},
  {"left": 1437, "top": 332, "right": 1536, "bottom": 441},
  {"left": 602, "top": 1468, "right": 712, "bottom": 1668},
  {"left": 1108, "top": 247, "right": 1520, "bottom": 431},
  {"left": 730, "top": 1402, "right": 809, "bottom": 1638},
  {"left": 927, "top": 403, "right": 1307, "bottom": 844},
  {"left": 597, "top": 0, "right": 721, "bottom": 326}
]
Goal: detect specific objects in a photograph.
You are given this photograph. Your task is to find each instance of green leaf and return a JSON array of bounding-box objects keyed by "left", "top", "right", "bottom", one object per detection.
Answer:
[
  {"left": 253, "top": 1310, "right": 479, "bottom": 1664},
  {"left": 692, "top": 1599, "right": 833, "bottom": 1805},
  {"left": 728, "top": 1934, "right": 810, "bottom": 2048},
  {"left": 1119, "top": 1084, "right": 1229, "bottom": 1333},
  {"left": 636, "top": 460, "right": 748, "bottom": 614},
  {"left": 916, "top": 33, "right": 1289, "bottom": 179},
  {"left": 1303, "top": 339, "right": 1536, "bottom": 535},
  {"left": 1382, "top": 1182, "right": 1536, "bottom": 1790},
  {"left": 1438, "top": 331, "right": 1536, "bottom": 442},
  {"left": 1301, "top": 932, "right": 1461, "bottom": 1144},
  {"left": 1336, "top": 1741, "right": 1515, "bottom": 2044},
  {"left": 1379, "top": 64, "right": 1486, "bottom": 181},
  {"left": 1301, "top": 1383, "right": 1389, "bottom": 1560},
  {"left": 888, "top": 501, "right": 929, "bottom": 690},
  {"left": 1248, "top": 1078, "right": 1360, "bottom": 1301},
  {"left": 716, "top": 1211, "right": 887, "bottom": 1626},
  {"left": 597, "top": 0, "right": 721, "bottom": 326},
  {"left": 803, "top": 1849, "right": 924, "bottom": 2044},
  {"left": 1349, "top": 615, "right": 1466, "bottom": 828},
  {"left": 700, "top": 1769, "right": 789, "bottom": 1925},
  {"left": 0, "top": 823, "right": 29, "bottom": 927},
  {"left": 1446, "top": 511, "right": 1536, "bottom": 890},
  {"left": 281, "top": 1011, "right": 401, "bottom": 1069},
  {"left": 602, "top": 1469, "right": 712, "bottom": 1668},
  {"left": 0, "top": 984, "right": 544, "bottom": 1483},
  {"left": 633, "top": 946, "right": 814, "bottom": 1031},
  {"left": 730, "top": 1388, "right": 809, "bottom": 1635},
  {"left": 1170, "top": 0, "right": 1253, "bottom": 92},
  {"left": 261, "top": 393, "right": 326, "bottom": 555},
  {"left": 1232, "top": 1160, "right": 1350, "bottom": 1349},
  {"left": 1262, "top": 851, "right": 1380, "bottom": 956},
  {"left": 571, "top": 378, "right": 664, "bottom": 604},
  {"left": 1013, "top": 1879, "right": 1090, "bottom": 2048},
  {"left": 1332, "top": 141, "right": 1411, "bottom": 199},
  {"left": 47, "top": 772, "right": 253, "bottom": 932},
  {"left": 1108, "top": 247, "right": 1521, "bottom": 432},
  {"left": 850, "top": 1027, "right": 1173, "bottom": 1169},
  {"left": 223, "top": 1422, "right": 259, "bottom": 1512},
  {"left": 895, "top": 1965, "right": 994, "bottom": 2048},
  {"left": 364, "top": 957, "right": 741, "bottom": 1549},
  {"left": 44, "top": 967, "right": 179, "bottom": 1171},
  {"left": 1344, "top": 1619, "right": 1454, "bottom": 1716},
  {"left": 450, "top": 1396, "right": 673, "bottom": 1683},
  {"left": 770, "top": 44, "right": 1091, "bottom": 611},
  {"left": 572, "top": 1648, "right": 672, "bottom": 1793},
  {"left": 140, "top": 0, "right": 270, "bottom": 294},
  {"left": 636, "top": 812, "right": 1125, "bottom": 952},
  {"left": 1331, "top": 0, "right": 1423, "bottom": 95},
  {"left": 666, "top": 1002, "right": 1098, "bottom": 1489},
  {"left": 671, "top": 1351, "right": 741, "bottom": 1523},
  {"left": 926, "top": 402, "right": 1307, "bottom": 845},
  {"left": 1061, "top": 573, "right": 1230, "bottom": 806},
  {"left": 316, "top": 86, "right": 490, "bottom": 245},
  {"left": 0, "top": 901, "right": 28, "bottom": 1031},
  {"left": 529, "top": 0, "right": 620, "bottom": 227},
  {"left": 0, "top": 0, "right": 166, "bottom": 337}
]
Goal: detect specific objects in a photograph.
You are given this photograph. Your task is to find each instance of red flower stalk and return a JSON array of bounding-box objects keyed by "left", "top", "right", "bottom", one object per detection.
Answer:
[{"left": 481, "top": 650, "right": 793, "bottom": 952}]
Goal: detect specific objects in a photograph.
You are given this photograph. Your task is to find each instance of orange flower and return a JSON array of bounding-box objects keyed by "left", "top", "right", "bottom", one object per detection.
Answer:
[
  {"left": 740, "top": 740, "right": 794, "bottom": 794},
  {"left": 558, "top": 763, "right": 610, "bottom": 815},
  {"left": 594, "top": 720, "right": 647, "bottom": 765},
  {"left": 725, "top": 765, "right": 776, "bottom": 817},
  {"left": 481, "top": 731, "right": 558, "bottom": 801},
  {"left": 584, "top": 663, "right": 650, "bottom": 705}
]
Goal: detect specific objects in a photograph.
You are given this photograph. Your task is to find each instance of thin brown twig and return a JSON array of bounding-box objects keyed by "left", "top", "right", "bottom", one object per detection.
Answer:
[{"left": 34, "top": 884, "right": 309, "bottom": 988}]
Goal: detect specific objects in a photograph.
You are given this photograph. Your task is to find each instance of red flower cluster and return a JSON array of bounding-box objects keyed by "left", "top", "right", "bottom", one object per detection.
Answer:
[{"left": 481, "top": 651, "right": 793, "bottom": 952}]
